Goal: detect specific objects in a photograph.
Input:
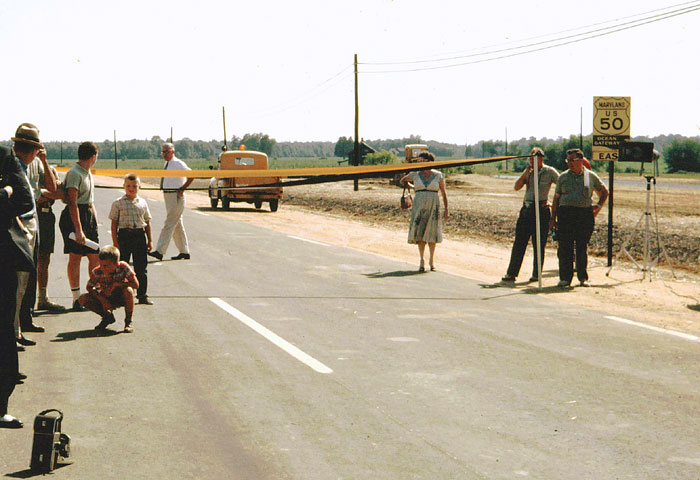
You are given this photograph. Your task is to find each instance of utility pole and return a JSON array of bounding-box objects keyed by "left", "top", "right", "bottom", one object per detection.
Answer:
[
  {"left": 505, "top": 127, "right": 508, "bottom": 172},
  {"left": 170, "top": 127, "right": 173, "bottom": 144},
  {"left": 353, "top": 53, "right": 359, "bottom": 191},
  {"left": 222, "top": 106, "right": 228, "bottom": 151},
  {"left": 113, "top": 130, "right": 118, "bottom": 169},
  {"left": 580, "top": 107, "right": 583, "bottom": 149}
]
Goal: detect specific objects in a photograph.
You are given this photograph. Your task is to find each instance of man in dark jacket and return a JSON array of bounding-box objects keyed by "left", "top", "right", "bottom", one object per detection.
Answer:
[{"left": 0, "top": 144, "right": 34, "bottom": 428}]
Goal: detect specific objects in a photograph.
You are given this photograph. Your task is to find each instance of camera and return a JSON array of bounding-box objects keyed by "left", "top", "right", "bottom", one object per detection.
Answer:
[{"left": 30, "top": 409, "right": 72, "bottom": 473}]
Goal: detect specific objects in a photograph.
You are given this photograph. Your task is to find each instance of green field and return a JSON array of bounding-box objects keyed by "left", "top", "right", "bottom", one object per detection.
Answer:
[{"left": 58, "top": 156, "right": 699, "bottom": 180}]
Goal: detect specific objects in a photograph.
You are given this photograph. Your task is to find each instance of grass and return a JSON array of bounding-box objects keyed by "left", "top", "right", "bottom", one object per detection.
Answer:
[{"left": 61, "top": 156, "right": 700, "bottom": 180}]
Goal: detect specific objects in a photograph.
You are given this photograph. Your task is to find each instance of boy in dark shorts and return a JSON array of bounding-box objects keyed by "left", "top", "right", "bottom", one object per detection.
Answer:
[
  {"left": 78, "top": 246, "right": 139, "bottom": 333},
  {"left": 109, "top": 173, "right": 153, "bottom": 305},
  {"left": 58, "top": 141, "right": 100, "bottom": 311}
]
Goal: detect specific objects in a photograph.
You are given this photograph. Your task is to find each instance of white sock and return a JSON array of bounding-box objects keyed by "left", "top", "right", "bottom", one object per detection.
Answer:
[{"left": 71, "top": 288, "right": 81, "bottom": 302}]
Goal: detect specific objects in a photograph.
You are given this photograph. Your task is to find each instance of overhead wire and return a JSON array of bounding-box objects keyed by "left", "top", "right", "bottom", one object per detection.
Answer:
[
  {"left": 360, "top": 3, "right": 700, "bottom": 73},
  {"left": 238, "top": 64, "right": 354, "bottom": 120},
  {"left": 361, "top": 0, "right": 700, "bottom": 66}
]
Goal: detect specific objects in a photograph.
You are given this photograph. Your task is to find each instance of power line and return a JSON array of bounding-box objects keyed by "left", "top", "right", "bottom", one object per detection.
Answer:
[
  {"left": 239, "top": 65, "right": 353, "bottom": 120},
  {"left": 362, "top": 0, "right": 700, "bottom": 66},
  {"left": 360, "top": 3, "right": 700, "bottom": 73}
]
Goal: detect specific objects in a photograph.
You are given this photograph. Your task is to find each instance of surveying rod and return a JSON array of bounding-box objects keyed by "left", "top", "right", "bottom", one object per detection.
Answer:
[{"left": 532, "top": 154, "right": 543, "bottom": 289}]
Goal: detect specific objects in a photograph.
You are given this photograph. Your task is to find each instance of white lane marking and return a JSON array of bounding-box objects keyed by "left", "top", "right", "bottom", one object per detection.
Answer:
[
  {"left": 287, "top": 235, "right": 328, "bottom": 246},
  {"left": 605, "top": 315, "right": 700, "bottom": 342},
  {"left": 209, "top": 298, "right": 333, "bottom": 374},
  {"left": 193, "top": 211, "right": 209, "bottom": 216}
]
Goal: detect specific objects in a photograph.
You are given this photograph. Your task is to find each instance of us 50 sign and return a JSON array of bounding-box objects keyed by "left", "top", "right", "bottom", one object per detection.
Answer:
[{"left": 593, "top": 96, "right": 631, "bottom": 161}]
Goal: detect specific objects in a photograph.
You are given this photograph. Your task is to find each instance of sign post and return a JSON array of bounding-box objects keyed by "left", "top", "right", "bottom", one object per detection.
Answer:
[{"left": 593, "top": 96, "right": 631, "bottom": 266}]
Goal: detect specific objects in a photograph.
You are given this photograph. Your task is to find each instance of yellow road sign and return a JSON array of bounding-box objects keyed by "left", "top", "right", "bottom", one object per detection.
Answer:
[
  {"left": 593, "top": 96, "right": 631, "bottom": 161},
  {"left": 593, "top": 96, "right": 631, "bottom": 136}
]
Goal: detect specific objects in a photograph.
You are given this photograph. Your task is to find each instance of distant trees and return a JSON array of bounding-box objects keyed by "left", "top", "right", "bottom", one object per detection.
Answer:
[
  {"left": 664, "top": 139, "right": 700, "bottom": 172},
  {"left": 237, "top": 133, "right": 277, "bottom": 156},
  {"left": 7, "top": 133, "right": 698, "bottom": 171},
  {"left": 334, "top": 136, "right": 354, "bottom": 157}
]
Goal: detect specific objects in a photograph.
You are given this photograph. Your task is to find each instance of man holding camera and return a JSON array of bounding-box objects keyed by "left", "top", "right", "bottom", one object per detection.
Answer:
[
  {"left": 550, "top": 148, "right": 608, "bottom": 288},
  {"left": 502, "top": 147, "right": 559, "bottom": 283}
]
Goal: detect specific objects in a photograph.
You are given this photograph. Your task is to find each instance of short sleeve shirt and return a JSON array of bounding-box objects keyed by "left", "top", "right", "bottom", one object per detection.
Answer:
[
  {"left": 109, "top": 194, "right": 152, "bottom": 229},
  {"left": 87, "top": 260, "right": 136, "bottom": 292},
  {"left": 555, "top": 168, "right": 606, "bottom": 207},
  {"left": 409, "top": 170, "right": 443, "bottom": 192},
  {"left": 26, "top": 157, "right": 44, "bottom": 200},
  {"left": 161, "top": 156, "right": 191, "bottom": 190},
  {"left": 64, "top": 163, "right": 93, "bottom": 205},
  {"left": 523, "top": 165, "right": 559, "bottom": 203}
]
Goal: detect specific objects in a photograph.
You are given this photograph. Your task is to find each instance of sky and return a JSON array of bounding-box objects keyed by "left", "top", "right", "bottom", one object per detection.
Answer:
[{"left": 2, "top": 0, "right": 699, "bottom": 145}]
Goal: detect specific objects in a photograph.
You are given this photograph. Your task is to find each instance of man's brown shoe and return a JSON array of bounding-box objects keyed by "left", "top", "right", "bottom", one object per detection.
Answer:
[{"left": 37, "top": 300, "right": 67, "bottom": 312}]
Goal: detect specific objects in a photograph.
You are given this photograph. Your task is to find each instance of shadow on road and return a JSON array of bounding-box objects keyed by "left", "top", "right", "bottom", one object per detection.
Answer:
[
  {"left": 365, "top": 270, "right": 423, "bottom": 278},
  {"left": 6, "top": 463, "right": 71, "bottom": 478},
  {"left": 51, "top": 329, "right": 120, "bottom": 342},
  {"left": 196, "top": 206, "right": 270, "bottom": 214}
]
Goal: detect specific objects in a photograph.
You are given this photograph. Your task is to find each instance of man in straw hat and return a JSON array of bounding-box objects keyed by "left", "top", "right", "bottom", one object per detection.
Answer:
[{"left": 11, "top": 124, "right": 59, "bottom": 349}]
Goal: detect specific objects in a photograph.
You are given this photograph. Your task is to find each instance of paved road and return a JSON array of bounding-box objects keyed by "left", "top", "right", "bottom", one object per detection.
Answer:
[{"left": 2, "top": 189, "right": 699, "bottom": 479}]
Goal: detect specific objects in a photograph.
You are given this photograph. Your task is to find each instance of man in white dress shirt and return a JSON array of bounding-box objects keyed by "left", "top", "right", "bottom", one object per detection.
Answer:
[{"left": 148, "top": 143, "right": 194, "bottom": 261}]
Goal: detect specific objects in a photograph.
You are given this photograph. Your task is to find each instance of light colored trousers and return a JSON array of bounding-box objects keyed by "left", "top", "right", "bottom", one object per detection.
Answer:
[
  {"left": 155, "top": 192, "right": 189, "bottom": 255},
  {"left": 15, "top": 217, "right": 37, "bottom": 337}
]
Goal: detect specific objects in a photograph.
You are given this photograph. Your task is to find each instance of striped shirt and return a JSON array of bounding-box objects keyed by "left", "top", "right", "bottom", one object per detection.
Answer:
[
  {"left": 87, "top": 261, "right": 136, "bottom": 293},
  {"left": 109, "top": 194, "right": 152, "bottom": 230}
]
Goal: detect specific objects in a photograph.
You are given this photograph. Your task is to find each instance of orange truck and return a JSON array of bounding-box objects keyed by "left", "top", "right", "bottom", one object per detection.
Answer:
[
  {"left": 391, "top": 144, "right": 430, "bottom": 185},
  {"left": 208, "top": 149, "right": 282, "bottom": 212}
]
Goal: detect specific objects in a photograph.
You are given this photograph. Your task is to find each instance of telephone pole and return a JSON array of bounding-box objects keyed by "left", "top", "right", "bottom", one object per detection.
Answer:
[
  {"left": 114, "top": 130, "right": 118, "bottom": 168},
  {"left": 353, "top": 53, "right": 359, "bottom": 191}
]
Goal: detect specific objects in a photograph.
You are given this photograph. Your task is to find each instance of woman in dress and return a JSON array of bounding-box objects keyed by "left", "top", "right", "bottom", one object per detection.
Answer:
[{"left": 400, "top": 152, "right": 449, "bottom": 272}]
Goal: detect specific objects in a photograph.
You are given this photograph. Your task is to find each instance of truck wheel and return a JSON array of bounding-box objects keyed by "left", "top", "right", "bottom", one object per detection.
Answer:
[
  {"left": 254, "top": 201, "right": 262, "bottom": 209},
  {"left": 269, "top": 199, "right": 279, "bottom": 212},
  {"left": 222, "top": 197, "right": 230, "bottom": 210},
  {"left": 210, "top": 197, "right": 219, "bottom": 209}
]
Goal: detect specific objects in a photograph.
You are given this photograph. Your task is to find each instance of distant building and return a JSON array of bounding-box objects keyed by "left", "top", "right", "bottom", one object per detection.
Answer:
[{"left": 348, "top": 140, "right": 377, "bottom": 165}]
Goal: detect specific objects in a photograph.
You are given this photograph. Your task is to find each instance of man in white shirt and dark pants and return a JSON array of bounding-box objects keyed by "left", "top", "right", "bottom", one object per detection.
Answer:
[{"left": 148, "top": 143, "right": 194, "bottom": 261}]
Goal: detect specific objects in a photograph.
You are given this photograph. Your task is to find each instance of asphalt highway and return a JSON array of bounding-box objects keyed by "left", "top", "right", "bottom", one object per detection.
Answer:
[{"left": 1, "top": 189, "right": 699, "bottom": 479}]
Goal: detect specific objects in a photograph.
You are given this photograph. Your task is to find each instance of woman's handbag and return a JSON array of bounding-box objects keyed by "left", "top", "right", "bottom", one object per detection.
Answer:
[{"left": 400, "top": 186, "right": 412, "bottom": 210}]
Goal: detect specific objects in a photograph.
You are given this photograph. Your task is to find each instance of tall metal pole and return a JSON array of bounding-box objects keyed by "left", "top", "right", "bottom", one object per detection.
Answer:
[
  {"left": 222, "top": 106, "right": 228, "bottom": 151},
  {"left": 353, "top": 53, "right": 359, "bottom": 192},
  {"left": 504, "top": 127, "right": 508, "bottom": 172},
  {"left": 533, "top": 153, "right": 542, "bottom": 290},
  {"left": 60, "top": 141, "right": 63, "bottom": 166},
  {"left": 170, "top": 127, "right": 173, "bottom": 144},
  {"left": 580, "top": 107, "right": 583, "bottom": 149},
  {"left": 608, "top": 155, "right": 615, "bottom": 266},
  {"left": 113, "top": 130, "right": 118, "bottom": 169}
]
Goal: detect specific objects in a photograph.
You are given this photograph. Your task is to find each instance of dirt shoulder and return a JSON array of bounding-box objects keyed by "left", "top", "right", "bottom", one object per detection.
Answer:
[{"left": 113, "top": 175, "right": 700, "bottom": 336}]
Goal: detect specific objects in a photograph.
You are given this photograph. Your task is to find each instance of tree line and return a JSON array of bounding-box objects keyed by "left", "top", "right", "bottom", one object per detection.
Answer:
[{"left": 2, "top": 132, "right": 699, "bottom": 172}]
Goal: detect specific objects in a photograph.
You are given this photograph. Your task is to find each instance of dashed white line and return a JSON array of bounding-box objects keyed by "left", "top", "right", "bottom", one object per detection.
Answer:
[
  {"left": 209, "top": 297, "right": 333, "bottom": 374},
  {"left": 192, "top": 211, "right": 210, "bottom": 216},
  {"left": 287, "top": 235, "right": 328, "bottom": 246},
  {"left": 605, "top": 315, "right": 700, "bottom": 342}
]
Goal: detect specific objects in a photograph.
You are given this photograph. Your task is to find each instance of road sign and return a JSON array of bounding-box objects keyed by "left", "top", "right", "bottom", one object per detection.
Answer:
[{"left": 592, "top": 96, "right": 631, "bottom": 162}]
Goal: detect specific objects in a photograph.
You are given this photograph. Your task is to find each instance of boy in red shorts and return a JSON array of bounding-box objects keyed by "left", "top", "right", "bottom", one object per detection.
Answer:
[{"left": 78, "top": 245, "right": 139, "bottom": 333}]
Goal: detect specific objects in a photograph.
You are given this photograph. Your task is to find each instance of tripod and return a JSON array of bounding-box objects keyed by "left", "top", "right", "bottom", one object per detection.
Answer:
[{"left": 607, "top": 175, "right": 674, "bottom": 280}]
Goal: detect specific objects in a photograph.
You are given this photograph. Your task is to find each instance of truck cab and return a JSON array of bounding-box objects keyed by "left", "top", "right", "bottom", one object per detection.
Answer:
[
  {"left": 391, "top": 144, "right": 430, "bottom": 185},
  {"left": 208, "top": 149, "right": 282, "bottom": 212}
]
